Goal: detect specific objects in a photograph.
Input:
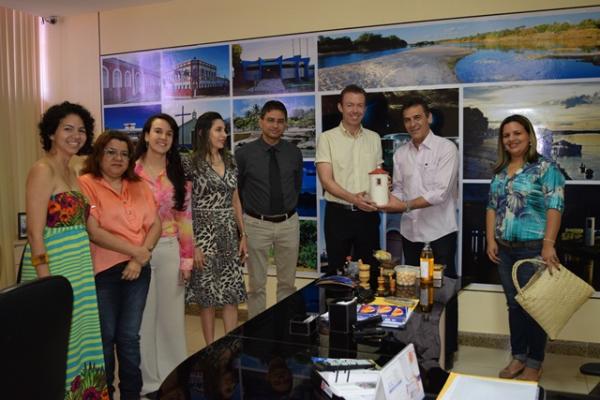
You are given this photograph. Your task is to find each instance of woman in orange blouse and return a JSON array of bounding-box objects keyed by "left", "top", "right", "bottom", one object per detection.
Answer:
[
  {"left": 79, "top": 130, "right": 161, "bottom": 400},
  {"left": 134, "top": 114, "right": 194, "bottom": 396}
]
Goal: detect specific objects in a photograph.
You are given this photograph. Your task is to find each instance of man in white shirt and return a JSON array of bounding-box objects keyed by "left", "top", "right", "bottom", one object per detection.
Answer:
[{"left": 380, "top": 97, "right": 459, "bottom": 277}]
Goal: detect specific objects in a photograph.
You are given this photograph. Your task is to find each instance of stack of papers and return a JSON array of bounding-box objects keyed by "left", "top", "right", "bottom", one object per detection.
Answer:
[
  {"left": 437, "top": 372, "right": 539, "bottom": 400},
  {"left": 314, "top": 344, "right": 425, "bottom": 400},
  {"left": 317, "top": 369, "right": 381, "bottom": 400}
]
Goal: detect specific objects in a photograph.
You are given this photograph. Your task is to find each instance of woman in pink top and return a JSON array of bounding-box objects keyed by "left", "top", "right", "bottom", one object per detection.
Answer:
[
  {"left": 79, "top": 130, "right": 161, "bottom": 400},
  {"left": 134, "top": 114, "right": 194, "bottom": 397}
]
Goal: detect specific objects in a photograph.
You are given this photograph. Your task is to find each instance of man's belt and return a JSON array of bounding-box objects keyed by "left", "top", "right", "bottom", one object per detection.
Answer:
[{"left": 245, "top": 209, "right": 296, "bottom": 223}]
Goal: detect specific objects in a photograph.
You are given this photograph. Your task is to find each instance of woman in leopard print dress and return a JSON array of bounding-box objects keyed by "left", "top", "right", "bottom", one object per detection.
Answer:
[{"left": 183, "top": 111, "right": 248, "bottom": 345}]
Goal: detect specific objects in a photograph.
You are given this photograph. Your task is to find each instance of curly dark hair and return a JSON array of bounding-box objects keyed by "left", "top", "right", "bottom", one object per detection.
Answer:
[
  {"left": 38, "top": 101, "right": 95, "bottom": 155},
  {"left": 134, "top": 113, "right": 186, "bottom": 211},
  {"left": 191, "top": 112, "right": 233, "bottom": 169},
  {"left": 81, "top": 131, "right": 139, "bottom": 181}
]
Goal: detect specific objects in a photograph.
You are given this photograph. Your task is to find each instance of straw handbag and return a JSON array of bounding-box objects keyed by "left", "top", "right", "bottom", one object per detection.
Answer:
[{"left": 512, "top": 258, "right": 594, "bottom": 340}]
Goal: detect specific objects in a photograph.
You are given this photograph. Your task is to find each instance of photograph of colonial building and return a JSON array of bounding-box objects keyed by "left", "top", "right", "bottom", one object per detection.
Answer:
[
  {"left": 102, "top": 53, "right": 161, "bottom": 105},
  {"left": 162, "top": 46, "right": 230, "bottom": 99}
]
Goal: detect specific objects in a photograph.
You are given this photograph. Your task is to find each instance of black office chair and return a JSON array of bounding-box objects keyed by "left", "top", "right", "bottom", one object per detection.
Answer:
[
  {"left": 581, "top": 363, "right": 600, "bottom": 396},
  {"left": 0, "top": 276, "right": 73, "bottom": 400}
]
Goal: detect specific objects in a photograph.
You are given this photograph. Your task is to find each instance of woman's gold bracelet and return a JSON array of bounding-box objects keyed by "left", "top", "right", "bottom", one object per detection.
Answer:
[
  {"left": 31, "top": 253, "right": 49, "bottom": 267},
  {"left": 543, "top": 238, "right": 555, "bottom": 244}
]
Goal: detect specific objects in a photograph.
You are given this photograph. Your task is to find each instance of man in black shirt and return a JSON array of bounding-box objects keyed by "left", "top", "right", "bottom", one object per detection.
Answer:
[{"left": 235, "top": 100, "right": 303, "bottom": 318}]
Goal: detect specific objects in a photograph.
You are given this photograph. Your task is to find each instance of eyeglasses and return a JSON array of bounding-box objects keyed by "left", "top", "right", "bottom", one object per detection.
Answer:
[{"left": 104, "top": 148, "right": 130, "bottom": 159}]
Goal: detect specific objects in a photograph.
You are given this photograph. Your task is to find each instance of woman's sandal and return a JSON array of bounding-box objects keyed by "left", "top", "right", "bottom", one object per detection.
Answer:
[{"left": 499, "top": 359, "right": 526, "bottom": 379}]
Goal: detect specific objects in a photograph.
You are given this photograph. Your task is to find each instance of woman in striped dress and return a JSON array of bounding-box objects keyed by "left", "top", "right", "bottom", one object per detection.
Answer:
[{"left": 21, "top": 102, "right": 108, "bottom": 399}]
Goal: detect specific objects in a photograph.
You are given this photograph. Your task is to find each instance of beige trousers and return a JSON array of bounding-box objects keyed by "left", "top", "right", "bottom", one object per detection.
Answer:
[
  {"left": 140, "top": 237, "right": 187, "bottom": 394},
  {"left": 244, "top": 213, "right": 299, "bottom": 318}
]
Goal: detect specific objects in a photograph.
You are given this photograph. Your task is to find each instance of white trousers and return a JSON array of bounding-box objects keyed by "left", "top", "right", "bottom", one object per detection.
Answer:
[{"left": 140, "top": 237, "right": 187, "bottom": 393}]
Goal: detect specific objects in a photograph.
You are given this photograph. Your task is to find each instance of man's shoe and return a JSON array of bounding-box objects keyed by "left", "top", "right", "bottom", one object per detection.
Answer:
[
  {"left": 516, "top": 367, "right": 542, "bottom": 382},
  {"left": 499, "top": 359, "right": 526, "bottom": 379},
  {"left": 145, "top": 391, "right": 159, "bottom": 400}
]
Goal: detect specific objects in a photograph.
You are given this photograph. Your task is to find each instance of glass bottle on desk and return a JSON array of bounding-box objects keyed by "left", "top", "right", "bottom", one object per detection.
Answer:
[
  {"left": 419, "top": 283, "right": 433, "bottom": 313},
  {"left": 420, "top": 242, "right": 434, "bottom": 284}
]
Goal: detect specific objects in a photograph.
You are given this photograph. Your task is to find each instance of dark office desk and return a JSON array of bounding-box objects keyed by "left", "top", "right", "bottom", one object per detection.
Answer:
[{"left": 157, "top": 279, "right": 600, "bottom": 399}]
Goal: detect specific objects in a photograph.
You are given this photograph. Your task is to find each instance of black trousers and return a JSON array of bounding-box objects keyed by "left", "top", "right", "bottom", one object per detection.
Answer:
[
  {"left": 324, "top": 202, "right": 380, "bottom": 290},
  {"left": 401, "top": 231, "right": 458, "bottom": 278}
]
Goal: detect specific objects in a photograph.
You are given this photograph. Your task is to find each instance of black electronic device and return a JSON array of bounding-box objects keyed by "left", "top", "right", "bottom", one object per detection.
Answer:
[{"left": 353, "top": 314, "right": 383, "bottom": 329}]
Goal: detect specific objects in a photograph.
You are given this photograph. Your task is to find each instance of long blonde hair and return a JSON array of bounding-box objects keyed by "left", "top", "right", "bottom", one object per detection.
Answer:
[{"left": 493, "top": 114, "right": 539, "bottom": 174}]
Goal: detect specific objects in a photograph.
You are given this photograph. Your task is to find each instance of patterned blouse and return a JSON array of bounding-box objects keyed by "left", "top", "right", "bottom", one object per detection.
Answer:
[
  {"left": 135, "top": 162, "right": 194, "bottom": 271},
  {"left": 487, "top": 158, "right": 565, "bottom": 242},
  {"left": 47, "top": 191, "right": 90, "bottom": 227}
]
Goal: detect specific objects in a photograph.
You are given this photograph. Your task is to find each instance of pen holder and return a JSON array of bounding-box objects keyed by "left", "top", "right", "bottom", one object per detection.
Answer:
[
  {"left": 289, "top": 313, "right": 318, "bottom": 337},
  {"left": 329, "top": 299, "right": 357, "bottom": 334}
]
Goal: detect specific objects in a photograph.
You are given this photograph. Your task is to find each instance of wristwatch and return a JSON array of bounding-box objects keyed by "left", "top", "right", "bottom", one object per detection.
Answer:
[{"left": 404, "top": 200, "right": 412, "bottom": 213}]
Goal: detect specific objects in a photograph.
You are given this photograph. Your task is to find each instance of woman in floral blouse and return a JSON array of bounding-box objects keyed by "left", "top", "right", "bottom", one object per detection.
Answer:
[
  {"left": 486, "top": 114, "right": 565, "bottom": 382},
  {"left": 134, "top": 114, "right": 194, "bottom": 397}
]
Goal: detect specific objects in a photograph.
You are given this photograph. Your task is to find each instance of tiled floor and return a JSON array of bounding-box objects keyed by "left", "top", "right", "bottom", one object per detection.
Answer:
[
  {"left": 185, "top": 313, "right": 227, "bottom": 355},
  {"left": 451, "top": 345, "right": 600, "bottom": 395}
]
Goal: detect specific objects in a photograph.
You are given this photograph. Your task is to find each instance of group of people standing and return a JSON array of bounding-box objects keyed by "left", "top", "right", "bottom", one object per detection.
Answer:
[
  {"left": 20, "top": 99, "right": 303, "bottom": 400},
  {"left": 315, "top": 85, "right": 565, "bottom": 382},
  {"left": 19, "top": 82, "right": 565, "bottom": 400}
]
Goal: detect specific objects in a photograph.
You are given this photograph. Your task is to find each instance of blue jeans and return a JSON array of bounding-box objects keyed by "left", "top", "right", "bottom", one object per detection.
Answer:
[
  {"left": 95, "top": 262, "right": 151, "bottom": 400},
  {"left": 497, "top": 243, "right": 547, "bottom": 369}
]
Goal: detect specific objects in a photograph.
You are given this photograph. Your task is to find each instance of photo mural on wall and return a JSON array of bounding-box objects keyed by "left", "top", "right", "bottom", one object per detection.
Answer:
[
  {"left": 464, "top": 82, "right": 600, "bottom": 181},
  {"left": 318, "top": 9, "right": 600, "bottom": 91},
  {"left": 161, "top": 45, "right": 230, "bottom": 99},
  {"left": 231, "top": 37, "right": 316, "bottom": 96},
  {"left": 232, "top": 95, "right": 316, "bottom": 158},
  {"left": 102, "top": 51, "right": 161, "bottom": 105},
  {"left": 103, "top": 104, "right": 162, "bottom": 141},
  {"left": 100, "top": 6, "right": 600, "bottom": 286},
  {"left": 162, "top": 99, "right": 231, "bottom": 149}
]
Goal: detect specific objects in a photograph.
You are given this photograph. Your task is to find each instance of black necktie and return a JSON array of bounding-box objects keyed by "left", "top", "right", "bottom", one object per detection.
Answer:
[{"left": 268, "top": 147, "right": 284, "bottom": 214}]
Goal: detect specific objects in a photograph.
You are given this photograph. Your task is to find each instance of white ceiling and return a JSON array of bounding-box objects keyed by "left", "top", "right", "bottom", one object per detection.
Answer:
[{"left": 0, "top": 0, "right": 169, "bottom": 17}]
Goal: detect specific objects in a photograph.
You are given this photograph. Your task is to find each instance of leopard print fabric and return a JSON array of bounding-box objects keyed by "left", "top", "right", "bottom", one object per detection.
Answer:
[{"left": 182, "top": 154, "right": 247, "bottom": 307}]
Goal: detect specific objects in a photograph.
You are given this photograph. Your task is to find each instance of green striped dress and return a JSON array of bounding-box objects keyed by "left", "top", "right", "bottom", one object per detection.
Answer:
[{"left": 21, "top": 191, "right": 108, "bottom": 399}]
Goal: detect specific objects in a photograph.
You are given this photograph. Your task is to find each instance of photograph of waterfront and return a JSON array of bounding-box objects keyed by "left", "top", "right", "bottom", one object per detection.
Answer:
[
  {"left": 232, "top": 95, "right": 315, "bottom": 158},
  {"left": 318, "top": 8, "right": 600, "bottom": 91},
  {"left": 232, "top": 37, "right": 316, "bottom": 96},
  {"left": 463, "top": 82, "right": 600, "bottom": 181}
]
